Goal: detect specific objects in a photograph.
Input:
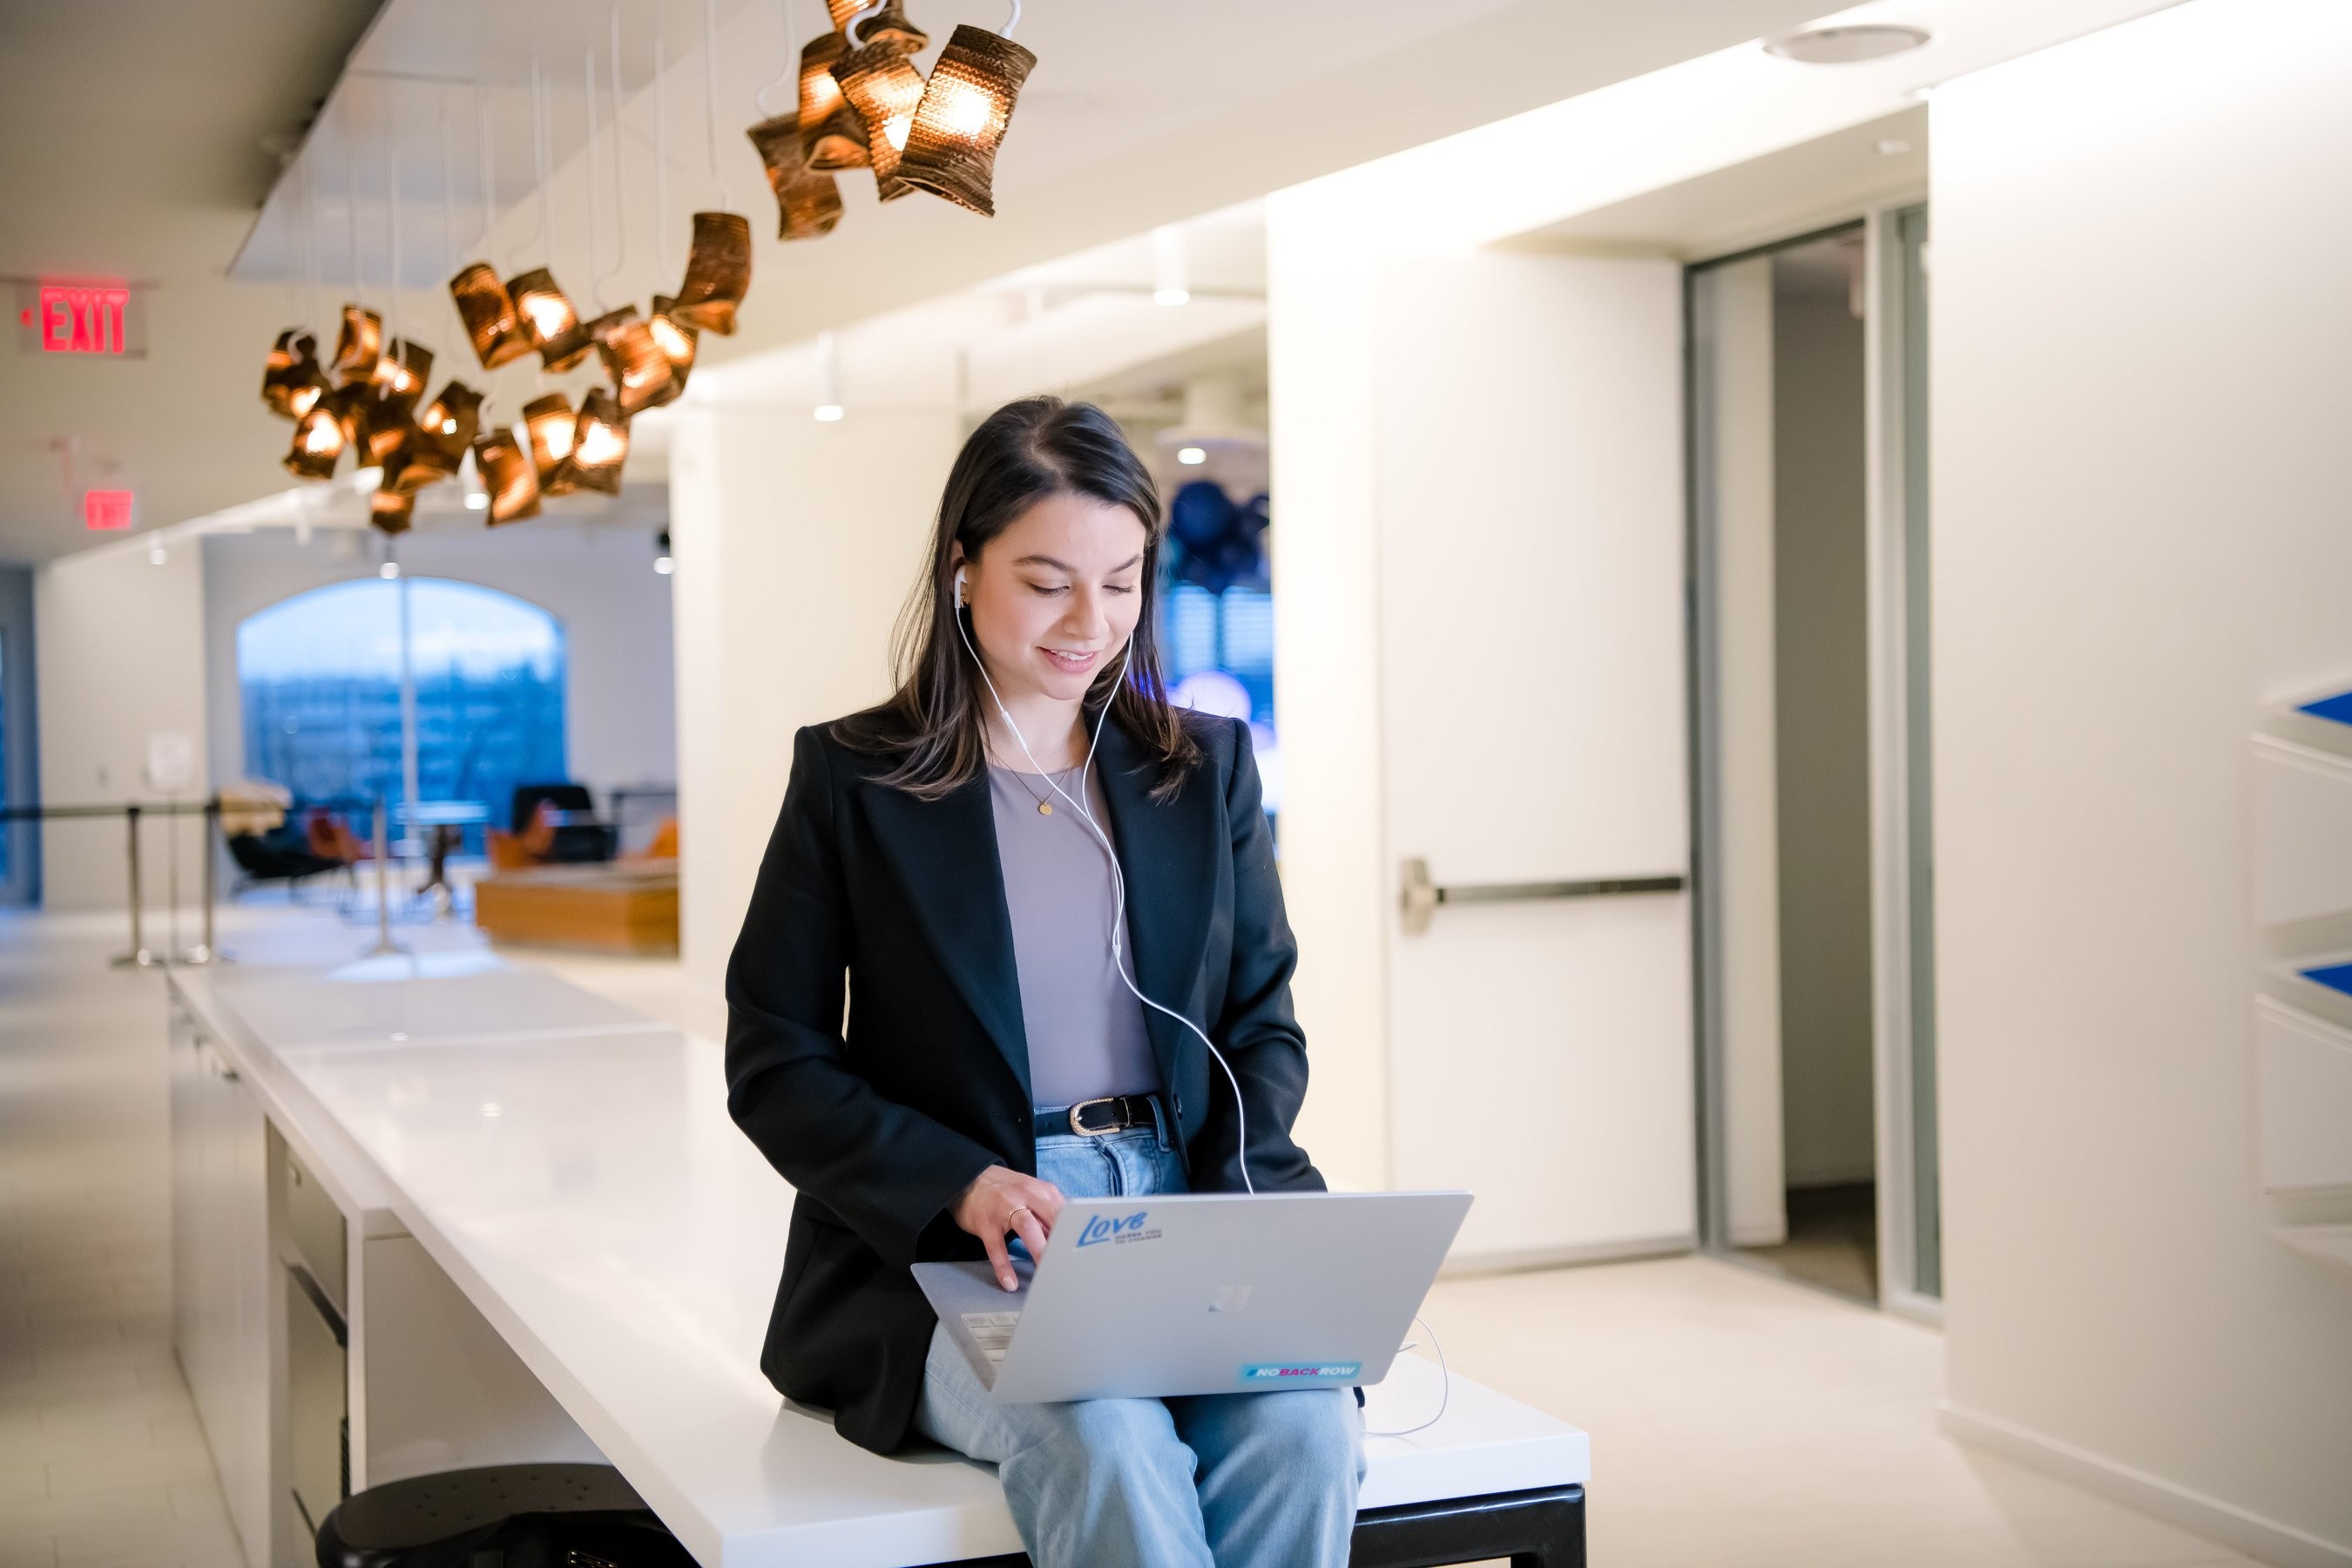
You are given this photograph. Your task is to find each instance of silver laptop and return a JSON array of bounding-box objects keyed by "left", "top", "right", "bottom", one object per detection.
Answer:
[{"left": 912, "top": 1191, "right": 1471, "bottom": 1402}]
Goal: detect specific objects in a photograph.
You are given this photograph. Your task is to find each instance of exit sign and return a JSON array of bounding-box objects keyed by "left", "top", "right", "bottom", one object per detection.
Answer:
[
  {"left": 83, "top": 490, "right": 133, "bottom": 531},
  {"left": 14, "top": 279, "right": 145, "bottom": 358}
]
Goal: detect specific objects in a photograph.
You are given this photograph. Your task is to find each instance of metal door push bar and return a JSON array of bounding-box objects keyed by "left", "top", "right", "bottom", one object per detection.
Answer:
[{"left": 1398, "top": 857, "right": 1686, "bottom": 936}]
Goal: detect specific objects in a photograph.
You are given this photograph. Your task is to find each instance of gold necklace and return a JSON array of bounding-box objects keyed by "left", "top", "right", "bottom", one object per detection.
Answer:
[{"left": 1004, "top": 762, "right": 1077, "bottom": 816}]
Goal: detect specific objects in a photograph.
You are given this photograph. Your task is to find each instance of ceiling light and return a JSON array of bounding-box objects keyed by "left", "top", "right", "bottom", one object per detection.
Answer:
[
  {"left": 465, "top": 490, "right": 489, "bottom": 510},
  {"left": 330, "top": 305, "right": 383, "bottom": 386},
  {"left": 832, "top": 41, "right": 927, "bottom": 199},
  {"left": 654, "top": 527, "right": 673, "bottom": 575},
  {"left": 748, "top": 113, "right": 847, "bottom": 240},
  {"left": 505, "top": 268, "right": 596, "bottom": 371},
  {"left": 827, "top": 0, "right": 927, "bottom": 54},
  {"left": 523, "top": 392, "right": 579, "bottom": 495},
  {"left": 814, "top": 402, "right": 845, "bottom": 422},
  {"left": 670, "top": 212, "right": 754, "bottom": 335},
  {"left": 449, "top": 262, "right": 535, "bottom": 370},
  {"left": 561, "top": 390, "right": 630, "bottom": 495},
  {"left": 814, "top": 328, "right": 843, "bottom": 421},
  {"left": 591, "top": 308, "right": 680, "bottom": 416},
  {"left": 368, "top": 487, "right": 415, "bottom": 535},
  {"left": 654, "top": 555, "right": 675, "bottom": 575},
  {"left": 1152, "top": 226, "right": 1189, "bottom": 307},
  {"left": 261, "top": 328, "right": 326, "bottom": 420},
  {"left": 283, "top": 401, "right": 348, "bottom": 482},
  {"left": 799, "top": 31, "right": 870, "bottom": 171},
  {"left": 1177, "top": 445, "right": 1207, "bottom": 465},
  {"left": 386, "top": 380, "right": 483, "bottom": 491},
  {"left": 899, "top": 24, "right": 1037, "bottom": 218},
  {"left": 473, "top": 428, "right": 543, "bottom": 524},
  {"left": 148, "top": 542, "right": 167, "bottom": 566},
  {"left": 379, "top": 561, "right": 401, "bottom": 579},
  {"left": 368, "top": 339, "right": 434, "bottom": 412},
  {"left": 1876, "top": 138, "right": 1912, "bottom": 155},
  {"left": 1764, "top": 24, "right": 1931, "bottom": 64}
]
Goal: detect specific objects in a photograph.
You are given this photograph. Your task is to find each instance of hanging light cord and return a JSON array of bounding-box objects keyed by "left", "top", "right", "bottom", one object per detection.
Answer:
[
  {"left": 703, "top": 0, "right": 731, "bottom": 209},
  {"left": 585, "top": 42, "right": 612, "bottom": 308},
  {"left": 1003, "top": 0, "right": 1022, "bottom": 38},
  {"left": 654, "top": 28, "right": 671, "bottom": 279},
  {"left": 384, "top": 84, "right": 402, "bottom": 342},
  {"left": 755, "top": 0, "right": 794, "bottom": 116},
  {"left": 609, "top": 4, "right": 629, "bottom": 294},
  {"left": 846, "top": 0, "right": 885, "bottom": 47}
]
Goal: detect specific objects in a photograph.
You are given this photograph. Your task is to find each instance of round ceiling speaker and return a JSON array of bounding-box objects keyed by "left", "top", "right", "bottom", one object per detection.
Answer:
[{"left": 1764, "top": 24, "right": 1931, "bottom": 64}]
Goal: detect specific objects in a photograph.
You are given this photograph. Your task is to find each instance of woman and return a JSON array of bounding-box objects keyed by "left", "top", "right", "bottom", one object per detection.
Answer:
[{"left": 725, "top": 396, "right": 1360, "bottom": 1567}]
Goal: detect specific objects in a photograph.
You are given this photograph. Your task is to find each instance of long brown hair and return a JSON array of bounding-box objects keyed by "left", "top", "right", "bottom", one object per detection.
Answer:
[{"left": 833, "top": 396, "right": 1201, "bottom": 800}]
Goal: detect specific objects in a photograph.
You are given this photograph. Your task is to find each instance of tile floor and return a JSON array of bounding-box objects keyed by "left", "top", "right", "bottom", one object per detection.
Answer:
[{"left": 0, "top": 902, "right": 2263, "bottom": 1567}]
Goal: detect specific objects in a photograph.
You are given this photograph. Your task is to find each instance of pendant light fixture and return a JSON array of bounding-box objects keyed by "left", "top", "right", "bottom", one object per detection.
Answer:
[
  {"left": 261, "top": 329, "right": 328, "bottom": 420},
  {"left": 898, "top": 6, "right": 1035, "bottom": 218},
  {"left": 671, "top": 211, "right": 754, "bottom": 333},
  {"left": 505, "top": 267, "right": 596, "bottom": 370},
  {"left": 561, "top": 389, "right": 631, "bottom": 495},
  {"left": 385, "top": 379, "right": 484, "bottom": 491},
  {"left": 473, "top": 428, "right": 543, "bottom": 524},
  {"left": 449, "top": 262, "right": 534, "bottom": 369},
  {"left": 831, "top": 33, "right": 927, "bottom": 199},
  {"left": 523, "top": 392, "right": 579, "bottom": 494},
  {"left": 368, "top": 487, "right": 416, "bottom": 534},
  {"left": 798, "top": 31, "right": 869, "bottom": 169},
  {"left": 590, "top": 307, "right": 680, "bottom": 415},
  {"left": 330, "top": 305, "right": 384, "bottom": 385},
  {"left": 648, "top": 296, "right": 700, "bottom": 386},
  {"left": 368, "top": 338, "right": 434, "bottom": 406},
  {"left": 825, "top": 0, "right": 926, "bottom": 53},
  {"left": 748, "top": 112, "right": 845, "bottom": 240},
  {"left": 283, "top": 400, "right": 348, "bottom": 481}
]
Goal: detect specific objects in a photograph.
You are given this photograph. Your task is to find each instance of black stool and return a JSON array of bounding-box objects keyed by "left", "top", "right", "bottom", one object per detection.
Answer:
[{"left": 316, "top": 1463, "right": 696, "bottom": 1568}]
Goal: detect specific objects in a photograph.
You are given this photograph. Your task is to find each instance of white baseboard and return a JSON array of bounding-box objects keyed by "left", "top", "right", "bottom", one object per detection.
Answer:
[
  {"left": 1440, "top": 1233, "right": 1693, "bottom": 1278},
  {"left": 1940, "top": 1402, "right": 2352, "bottom": 1568}
]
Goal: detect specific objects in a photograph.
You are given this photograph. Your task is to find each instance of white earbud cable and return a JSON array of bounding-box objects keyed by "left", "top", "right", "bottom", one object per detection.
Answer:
[{"left": 954, "top": 582, "right": 1254, "bottom": 1193}]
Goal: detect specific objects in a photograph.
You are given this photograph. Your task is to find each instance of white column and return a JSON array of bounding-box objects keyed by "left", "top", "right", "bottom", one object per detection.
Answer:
[{"left": 668, "top": 404, "right": 966, "bottom": 998}]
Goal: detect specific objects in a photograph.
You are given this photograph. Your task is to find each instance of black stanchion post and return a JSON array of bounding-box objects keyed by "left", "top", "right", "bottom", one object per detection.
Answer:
[{"left": 179, "top": 799, "right": 221, "bottom": 965}]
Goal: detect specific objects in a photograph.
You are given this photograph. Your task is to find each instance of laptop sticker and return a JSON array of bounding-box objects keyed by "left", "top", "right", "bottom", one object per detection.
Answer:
[
  {"left": 1240, "top": 1362, "right": 1362, "bottom": 1385},
  {"left": 1074, "top": 1210, "right": 1160, "bottom": 1247}
]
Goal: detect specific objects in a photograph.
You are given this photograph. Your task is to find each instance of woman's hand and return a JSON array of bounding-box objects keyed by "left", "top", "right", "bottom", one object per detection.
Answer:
[{"left": 952, "top": 1166, "right": 1064, "bottom": 1291}]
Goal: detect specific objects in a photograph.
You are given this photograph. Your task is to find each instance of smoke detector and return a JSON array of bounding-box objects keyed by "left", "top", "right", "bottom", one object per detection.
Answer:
[{"left": 1765, "top": 24, "right": 1931, "bottom": 64}]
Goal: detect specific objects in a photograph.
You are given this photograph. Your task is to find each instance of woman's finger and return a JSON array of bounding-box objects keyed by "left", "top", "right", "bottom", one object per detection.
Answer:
[
  {"left": 980, "top": 1227, "right": 1016, "bottom": 1292},
  {"left": 1010, "top": 1206, "right": 1049, "bottom": 1262},
  {"left": 1028, "top": 1180, "right": 1065, "bottom": 1233}
]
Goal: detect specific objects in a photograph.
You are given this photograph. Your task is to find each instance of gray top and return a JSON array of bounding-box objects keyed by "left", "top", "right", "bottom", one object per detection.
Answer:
[{"left": 988, "top": 763, "right": 1159, "bottom": 1109}]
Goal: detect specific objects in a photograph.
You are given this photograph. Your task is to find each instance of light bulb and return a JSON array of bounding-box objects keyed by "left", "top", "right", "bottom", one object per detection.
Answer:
[
  {"left": 814, "top": 402, "right": 844, "bottom": 422},
  {"left": 148, "top": 543, "right": 167, "bottom": 566},
  {"left": 654, "top": 556, "right": 675, "bottom": 575},
  {"left": 576, "top": 420, "right": 626, "bottom": 467},
  {"left": 379, "top": 562, "right": 400, "bottom": 579},
  {"left": 1154, "top": 287, "right": 1191, "bottom": 308},
  {"left": 1177, "top": 445, "right": 1207, "bottom": 465},
  {"left": 465, "top": 491, "right": 489, "bottom": 510}
]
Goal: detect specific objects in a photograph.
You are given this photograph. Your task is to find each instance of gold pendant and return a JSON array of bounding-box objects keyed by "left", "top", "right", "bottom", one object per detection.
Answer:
[{"left": 1038, "top": 801, "right": 1053, "bottom": 815}]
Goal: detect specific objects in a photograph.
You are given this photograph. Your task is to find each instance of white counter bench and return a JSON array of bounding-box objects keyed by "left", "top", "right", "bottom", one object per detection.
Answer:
[{"left": 168, "top": 954, "right": 1589, "bottom": 1567}]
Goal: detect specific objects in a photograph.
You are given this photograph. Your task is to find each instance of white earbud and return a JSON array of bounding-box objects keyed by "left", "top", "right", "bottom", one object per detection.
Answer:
[
  {"left": 950, "top": 584, "right": 1255, "bottom": 1194},
  {"left": 954, "top": 565, "right": 968, "bottom": 607}
]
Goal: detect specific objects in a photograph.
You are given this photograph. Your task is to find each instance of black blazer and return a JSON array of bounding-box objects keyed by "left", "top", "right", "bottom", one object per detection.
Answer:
[{"left": 724, "top": 710, "right": 1325, "bottom": 1454}]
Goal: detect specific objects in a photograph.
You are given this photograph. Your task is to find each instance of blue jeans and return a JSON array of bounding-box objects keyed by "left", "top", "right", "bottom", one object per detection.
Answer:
[{"left": 914, "top": 1125, "right": 1363, "bottom": 1568}]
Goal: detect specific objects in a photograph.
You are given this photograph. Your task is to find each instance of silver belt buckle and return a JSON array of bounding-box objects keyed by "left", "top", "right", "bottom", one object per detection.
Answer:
[{"left": 1068, "top": 1097, "right": 1120, "bottom": 1136}]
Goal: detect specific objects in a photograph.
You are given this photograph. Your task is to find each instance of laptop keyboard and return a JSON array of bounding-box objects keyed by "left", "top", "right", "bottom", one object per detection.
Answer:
[{"left": 962, "top": 1310, "right": 1021, "bottom": 1366}]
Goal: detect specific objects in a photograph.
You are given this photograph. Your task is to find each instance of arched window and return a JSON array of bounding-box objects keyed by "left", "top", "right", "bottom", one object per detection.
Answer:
[{"left": 237, "top": 578, "right": 567, "bottom": 834}]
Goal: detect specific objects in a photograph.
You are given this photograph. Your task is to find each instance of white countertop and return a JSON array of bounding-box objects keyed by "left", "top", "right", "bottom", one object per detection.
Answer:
[{"left": 177, "top": 955, "right": 1589, "bottom": 1566}]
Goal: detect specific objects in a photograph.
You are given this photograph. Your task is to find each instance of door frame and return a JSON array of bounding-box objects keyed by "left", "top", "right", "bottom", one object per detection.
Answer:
[{"left": 1684, "top": 199, "right": 1941, "bottom": 1323}]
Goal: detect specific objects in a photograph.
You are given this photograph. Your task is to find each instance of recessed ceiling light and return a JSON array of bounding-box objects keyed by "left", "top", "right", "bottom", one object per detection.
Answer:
[
  {"left": 1876, "top": 138, "right": 1913, "bottom": 156},
  {"left": 379, "top": 562, "right": 400, "bottom": 579},
  {"left": 1154, "top": 287, "right": 1192, "bottom": 308},
  {"left": 1765, "top": 24, "right": 1930, "bottom": 64},
  {"left": 1177, "top": 446, "right": 1207, "bottom": 465},
  {"left": 814, "top": 402, "right": 845, "bottom": 422}
]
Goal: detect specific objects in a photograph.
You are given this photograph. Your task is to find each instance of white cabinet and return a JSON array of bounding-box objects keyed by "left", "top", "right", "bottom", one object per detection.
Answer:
[{"left": 169, "top": 1005, "right": 272, "bottom": 1568}]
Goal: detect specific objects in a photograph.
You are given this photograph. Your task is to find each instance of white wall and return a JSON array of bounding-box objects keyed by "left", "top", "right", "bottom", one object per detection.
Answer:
[
  {"left": 200, "top": 522, "right": 679, "bottom": 812},
  {"left": 668, "top": 407, "right": 965, "bottom": 999},
  {"left": 1933, "top": 2, "right": 2352, "bottom": 1559},
  {"left": 1772, "top": 274, "right": 1876, "bottom": 1191},
  {"left": 36, "top": 535, "right": 209, "bottom": 912}
]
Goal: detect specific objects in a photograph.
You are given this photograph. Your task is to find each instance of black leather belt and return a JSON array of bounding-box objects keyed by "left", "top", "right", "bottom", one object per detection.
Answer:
[{"left": 1034, "top": 1093, "right": 1162, "bottom": 1140}]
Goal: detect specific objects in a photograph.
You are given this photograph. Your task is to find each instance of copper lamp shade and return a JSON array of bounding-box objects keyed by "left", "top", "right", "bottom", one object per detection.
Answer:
[
  {"left": 505, "top": 267, "right": 596, "bottom": 372},
  {"left": 671, "top": 212, "right": 754, "bottom": 335},
  {"left": 899, "top": 26, "right": 1036, "bottom": 217},
  {"left": 748, "top": 114, "right": 846, "bottom": 241},
  {"left": 828, "top": 0, "right": 927, "bottom": 52},
  {"left": 832, "top": 44, "right": 928, "bottom": 199},
  {"left": 648, "top": 296, "right": 700, "bottom": 383},
  {"left": 591, "top": 309, "right": 679, "bottom": 416},
  {"left": 522, "top": 392, "right": 579, "bottom": 496},
  {"left": 387, "top": 380, "right": 485, "bottom": 490},
  {"left": 329, "top": 306, "right": 383, "bottom": 386},
  {"left": 262, "top": 329, "right": 328, "bottom": 420},
  {"left": 282, "top": 402, "right": 347, "bottom": 481},
  {"left": 449, "top": 263, "right": 535, "bottom": 370},
  {"left": 368, "top": 338, "right": 434, "bottom": 408},
  {"left": 798, "top": 32, "right": 869, "bottom": 170},
  {"left": 368, "top": 487, "right": 415, "bottom": 535},
  {"left": 473, "top": 429, "right": 542, "bottom": 524},
  {"left": 561, "top": 389, "right": 630, "bottom": 496}
]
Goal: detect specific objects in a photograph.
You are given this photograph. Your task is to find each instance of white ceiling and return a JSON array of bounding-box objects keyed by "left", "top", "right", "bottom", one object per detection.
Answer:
[{"left": 0, "top": 0, "right": 1837, "bottom": 564}]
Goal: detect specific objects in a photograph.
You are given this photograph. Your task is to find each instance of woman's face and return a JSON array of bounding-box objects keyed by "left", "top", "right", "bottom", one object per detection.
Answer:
[{"left": 958, "top": 491, "right": 1149, "bottom": 709}]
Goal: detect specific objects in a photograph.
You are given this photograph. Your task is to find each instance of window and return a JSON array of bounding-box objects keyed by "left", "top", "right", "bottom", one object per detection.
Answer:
[
  {"left": 237, "top": 578, "right": 566, "bottom": 842},
  {"left": 1159, "top": 476, "right": 1278, "bottom": 814}
]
